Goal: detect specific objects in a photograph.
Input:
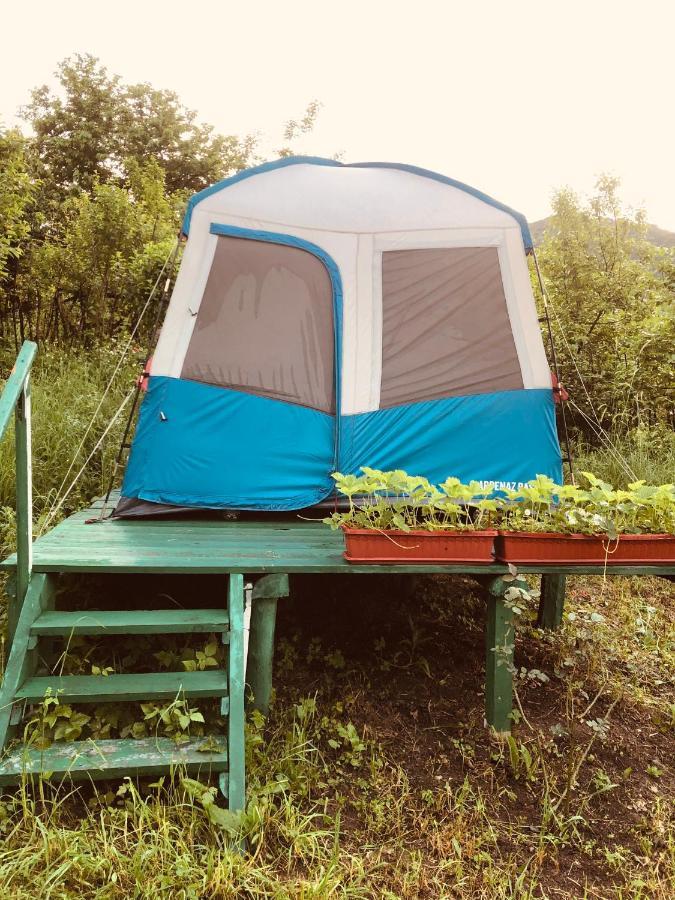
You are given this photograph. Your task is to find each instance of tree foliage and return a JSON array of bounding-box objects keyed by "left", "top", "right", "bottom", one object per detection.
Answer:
[
  {"left": 23, "top": 54, "right": 253, "bottom": 196},
  {"left": 0, "top": 129, "right": 35, "bottom": 280},
  {"left": 536, "top": 176, "right": 674, "bottom": 435},
  {"left": 1, "top": 157, "right": 180, "bottom": 345}
]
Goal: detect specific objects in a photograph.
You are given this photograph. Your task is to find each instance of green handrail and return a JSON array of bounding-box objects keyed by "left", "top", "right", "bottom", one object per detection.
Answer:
[{"left": 0, "top": 340, "right": 37, "bottom": 636}]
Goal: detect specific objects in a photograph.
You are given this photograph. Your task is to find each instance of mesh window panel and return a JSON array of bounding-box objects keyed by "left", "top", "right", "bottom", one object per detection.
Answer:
[
  {"left": 182, "top": 236, "right": 335, "bottom": 413},
  {"left": 379, "top": 247, "right": 523, "bottom": 408}
]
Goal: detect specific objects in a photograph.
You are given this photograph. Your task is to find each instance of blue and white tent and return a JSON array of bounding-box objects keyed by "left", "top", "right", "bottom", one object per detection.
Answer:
[{"left": 118, "top": 157, "right": 562, "bottom": 515}]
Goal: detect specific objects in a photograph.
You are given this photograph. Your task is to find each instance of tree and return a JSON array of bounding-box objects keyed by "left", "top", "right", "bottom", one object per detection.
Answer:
[
  {"left": 0, "top": 128, "right": 34, "bottom": 276},
  {"left": 117, "top": 82, "right": 255, "bottom": 194},
  {"left": 20, "top": 168, "right": 179, "bottom": 346},
  {"left": 537, "top": 177, "right": 675, "bottom": 435},
  {"left": 277, "top": 100, "right": 322, "bottom": 158},
  {"left": 23, "top": 55, "right": 121, "bottom": 196},
  {"left": 0, "top": 127, "right": 36, "bottom": 346},
  {"left": 23, "top": 54, "right": 256, "bottom": 198}
]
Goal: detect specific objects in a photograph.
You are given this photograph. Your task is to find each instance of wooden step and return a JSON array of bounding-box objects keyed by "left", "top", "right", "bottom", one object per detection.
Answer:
[
  {"left": 30, "top": 608, "right": 229, "bottom": 636},
  {"left": 16, "top": 670, "right": 228, "bottom": 704},
  {"left": 0, "top": 736, "right": 227, "bottom": 783}
]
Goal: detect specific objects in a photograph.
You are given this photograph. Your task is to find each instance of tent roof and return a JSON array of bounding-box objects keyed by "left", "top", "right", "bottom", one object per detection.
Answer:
[{"left": 181, "top": 156, "right": 534, "bottom": 251}]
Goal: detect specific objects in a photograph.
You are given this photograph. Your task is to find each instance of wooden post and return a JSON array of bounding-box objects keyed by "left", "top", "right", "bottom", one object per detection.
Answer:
[
  {"left": 538, "top": 575, "right": 566, "bottom": 630},
  {"left": 246, "top": 574, "right": 288, "bottom": 715},
  {"left": 0, "top": 341, "right": 37, "bottom": 641},
  {"left": 227, "top": 573, "right": 246, "bottom": 811},
  {"left": 485, "top": 577, "right": 519, "bottom": 736},
  {"left": 14, "top": 377, "right": 32, "bottom": 631}
]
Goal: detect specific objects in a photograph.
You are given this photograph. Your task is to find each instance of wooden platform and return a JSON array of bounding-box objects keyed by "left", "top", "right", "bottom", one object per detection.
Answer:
[
  {"left": 0, "top": 486, "right": 672, "bottom": 804},
  {"left": 3, "top": 494, "right": 674, "bottom": 577}
]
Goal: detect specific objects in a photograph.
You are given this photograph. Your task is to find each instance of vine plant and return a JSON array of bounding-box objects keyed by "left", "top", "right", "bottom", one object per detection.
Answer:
[{"left": 22, "top": 634, "right": 226, "bottom": 750}]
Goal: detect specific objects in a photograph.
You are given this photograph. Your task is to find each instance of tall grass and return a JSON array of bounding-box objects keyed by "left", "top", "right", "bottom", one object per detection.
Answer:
[
  {"left": 0, "top": 343, "right": 140, "bottom": 556},
  {"left": 572, "top": 425, "right": 675, "bottom": 487}
]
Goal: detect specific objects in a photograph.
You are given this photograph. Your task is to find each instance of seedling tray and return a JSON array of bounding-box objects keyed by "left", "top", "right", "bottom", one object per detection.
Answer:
[
  {"left": 496, "top": 531, "right": 675, "bottom": 565},
  {"left": 343, "top": 528, "right": 497, "bottom": 564}
]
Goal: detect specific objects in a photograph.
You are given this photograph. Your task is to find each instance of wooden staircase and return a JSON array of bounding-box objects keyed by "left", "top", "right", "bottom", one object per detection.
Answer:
[
  {"left": 0, "top": 343, "right": 249, "bottom": 807},
  {"left": 0, "top": 569, "right": 246, "bottom": 807}
]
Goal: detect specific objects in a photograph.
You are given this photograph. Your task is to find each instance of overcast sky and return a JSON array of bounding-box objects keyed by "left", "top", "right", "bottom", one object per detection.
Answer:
[{"left": 3, "top": 1, "right": 674, "bottom": 228}]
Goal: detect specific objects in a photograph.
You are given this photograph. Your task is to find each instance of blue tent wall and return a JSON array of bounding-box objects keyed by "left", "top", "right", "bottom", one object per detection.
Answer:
[
  {"left": 121, "top": 381, "right": 562, "bottom": 510},
  {"left": 121, "top": 377, "right": 337, "bottom": 510},
  {"left": 339, "top": 389, "right": 562, "bottom": 491}
]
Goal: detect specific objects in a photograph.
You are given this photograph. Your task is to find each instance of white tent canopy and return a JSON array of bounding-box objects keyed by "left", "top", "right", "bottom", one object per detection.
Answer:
[{"left": 154, "top": 160, "right": 549, "bottom": 416}]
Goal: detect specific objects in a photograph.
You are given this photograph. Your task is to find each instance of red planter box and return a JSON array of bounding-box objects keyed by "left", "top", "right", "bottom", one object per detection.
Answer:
[
  {"left": 495, "top": 531, "right": 675, "bottom": 565},
  {"left": 342, "top": 528, "right": 497, "bottom": 564}
]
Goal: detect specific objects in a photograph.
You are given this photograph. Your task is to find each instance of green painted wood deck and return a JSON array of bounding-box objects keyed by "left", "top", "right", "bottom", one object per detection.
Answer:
[
  {"left": 0, "top": 489, "right": 672, "bottom": 799},
  {"left": 3, "top": 495, "right": 674, "bottom": 577},
  {"left": 0, "top": 568, "right": 242, "bottom": 803},
  {"left": 14, "top": 669, "right": 228, "bottom": 703},
  {"left": 16, "top": 670, "right": 229, "bottom": 703}
]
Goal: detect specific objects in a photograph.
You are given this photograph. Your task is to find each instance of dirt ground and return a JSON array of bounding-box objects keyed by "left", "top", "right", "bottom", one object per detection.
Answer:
[{"left": 271, "top": 572, "right": 675, "bottom": 898}]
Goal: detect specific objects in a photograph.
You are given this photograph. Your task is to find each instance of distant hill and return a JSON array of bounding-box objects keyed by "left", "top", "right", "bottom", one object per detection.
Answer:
[{"left": 529, "top": 218, "right": 675, "bottom": 248}]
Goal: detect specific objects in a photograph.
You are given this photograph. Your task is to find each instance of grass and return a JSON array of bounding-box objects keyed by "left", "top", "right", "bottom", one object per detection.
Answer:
[
  {"left": 0, "top": 348, "right": 673, "bottom": 897},
  {"left": 0, "top": 572, "right": 672, "bottom": 897},
  {"left": 572, "top": 425, "right": 675, "bottom": 487},
  {"left": 0, "top": 343, "right": 139, "bottom": 555}
]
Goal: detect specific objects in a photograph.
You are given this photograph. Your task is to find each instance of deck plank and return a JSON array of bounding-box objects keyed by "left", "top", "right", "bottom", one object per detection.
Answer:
[
  {"left": 30, "top": 608, "right": 229, "bottom": 636},
  {"left": 16, "top": 670, "right": 228, "bottom": 703},
  {"left": 0, "top": 736, "right": 227, "bottom": 782}
]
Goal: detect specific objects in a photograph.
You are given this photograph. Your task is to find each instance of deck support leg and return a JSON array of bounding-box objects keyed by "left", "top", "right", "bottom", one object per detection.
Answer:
[
  {"left": 227, "top": 574, "right": 246, "bottom": 811},
  {"left": 4, "top": 574, "right": 17, "bottom": 647},
  {"left": 247, "top": 596, "right": 277, "bottom": 715},
  {"left": 538, "top": 575, "right": 566, "bottom": 630},
  {"left": 485, "top": 577, "right": 520, "bottom": 736},
  {"left": 246, "top": 575, "right": 289, "bottom": 716}
]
